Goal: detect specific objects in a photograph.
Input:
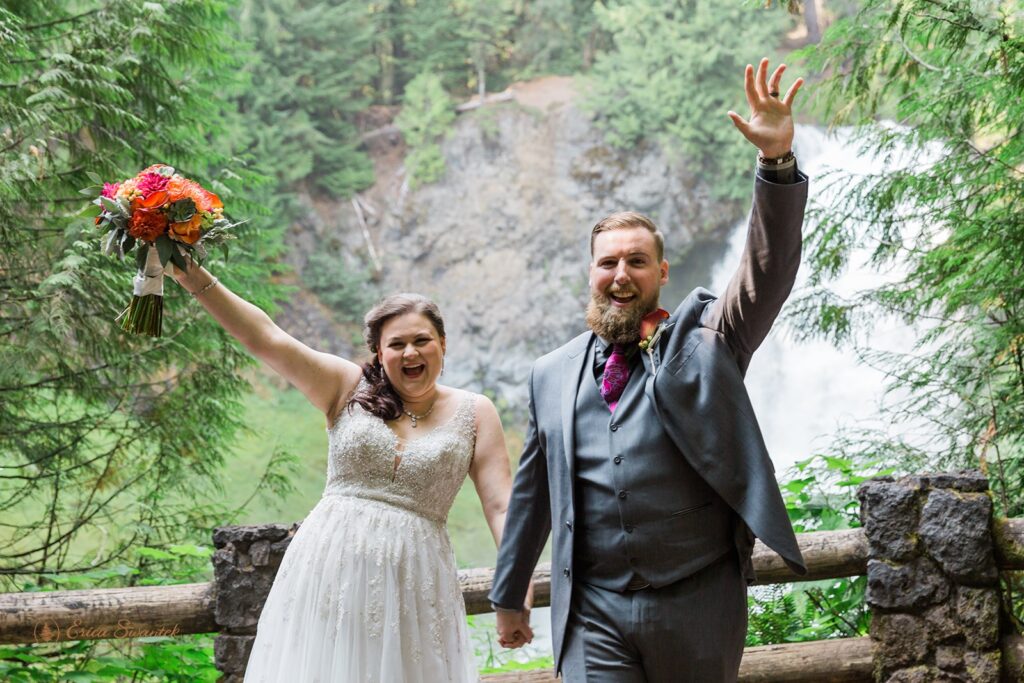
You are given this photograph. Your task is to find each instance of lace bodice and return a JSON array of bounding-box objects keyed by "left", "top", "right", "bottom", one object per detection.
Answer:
[{"left": 323, "top": 387, "right": 477, "bottom": 523}]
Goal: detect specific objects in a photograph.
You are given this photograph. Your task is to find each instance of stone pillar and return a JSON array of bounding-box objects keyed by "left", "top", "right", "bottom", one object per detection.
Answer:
[
  {"left": 211, "top": 523, "right": 297, "bottom": 683},
  {"left": 859, "top": 471, "right": 1002, "bottom": 682}
]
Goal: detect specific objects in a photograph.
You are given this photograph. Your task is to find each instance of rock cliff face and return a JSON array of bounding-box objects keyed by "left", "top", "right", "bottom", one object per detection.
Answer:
[{"left": 279, "top": 77, "right": 745, "bottom": 411}]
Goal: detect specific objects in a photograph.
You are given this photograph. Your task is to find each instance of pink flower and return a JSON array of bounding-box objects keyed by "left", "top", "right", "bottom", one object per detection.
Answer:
[
  {"left": 135, "top": 172, "right": 170, "bottom": 198},
  {"left": 101, "top": 182, "right": 121, "bottom": 199}
]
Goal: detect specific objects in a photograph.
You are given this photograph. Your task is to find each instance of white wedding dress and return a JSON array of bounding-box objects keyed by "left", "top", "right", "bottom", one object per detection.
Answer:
[{"left": 243, "top": 386, "right": 479, "bottom": 682}]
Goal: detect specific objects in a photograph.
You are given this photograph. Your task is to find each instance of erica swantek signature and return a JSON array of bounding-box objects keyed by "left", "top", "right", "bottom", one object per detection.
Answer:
[{"left": 34, "top": 619, "right": 182, "bottom": 642}]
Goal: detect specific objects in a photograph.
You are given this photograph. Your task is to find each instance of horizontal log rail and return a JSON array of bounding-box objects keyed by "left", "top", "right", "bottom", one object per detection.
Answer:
[
  {"left": 482, "top": 635, "right": 1024, "bottom": 683},
  {"left": 0, "top": 582, "right": 216, "bottom": 646},
  {"left": 484, "top": 636, "right": 876, "bottom": 682},
  {"left": 3, "top": 520, "right": 1023, "bottom": 646}
]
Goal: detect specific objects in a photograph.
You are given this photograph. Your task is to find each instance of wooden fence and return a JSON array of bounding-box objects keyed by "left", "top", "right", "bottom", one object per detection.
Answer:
[{"left": 1, "top": 474, "right": 1023, "bottom": 682}]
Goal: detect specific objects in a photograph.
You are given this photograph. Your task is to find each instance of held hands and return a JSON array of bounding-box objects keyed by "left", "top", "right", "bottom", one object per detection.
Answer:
[
  {"left": 727, "top": 57, "right": 804, "bottom": 159},
  {"left": 496, "top": 607, "right": 533, "bottom": 649}
]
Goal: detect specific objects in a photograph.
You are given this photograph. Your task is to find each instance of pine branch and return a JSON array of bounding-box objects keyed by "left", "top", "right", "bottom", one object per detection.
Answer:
[{"left": 22, "top": 8, "right": 103, "bottom": 32}]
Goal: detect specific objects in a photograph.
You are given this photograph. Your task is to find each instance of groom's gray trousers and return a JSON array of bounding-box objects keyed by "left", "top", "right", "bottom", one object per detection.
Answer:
[{"left": 560, "top": 550, "right": 747, "bottom": 683}]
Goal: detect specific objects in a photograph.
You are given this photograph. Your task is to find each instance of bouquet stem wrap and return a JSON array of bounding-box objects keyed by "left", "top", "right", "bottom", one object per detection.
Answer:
[{"left": 115, "top": 246, "right": 167, "bottom": 337}]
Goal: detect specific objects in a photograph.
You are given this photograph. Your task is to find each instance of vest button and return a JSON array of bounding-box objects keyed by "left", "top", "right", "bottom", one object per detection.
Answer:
[
  {"left": 613, "top": 455, "right": 622, "bottom": 464},
  {"left": 566, "top": 520, "right": 573, "bottom": 531},
  {"left": 624, "top": 525, "right": 635, "bottom": 534},
  {"left": 618, "top": 490, "right": 628, "bottom": 499},
  {"left": 610, "top": 424, "right": 619, "bottom": 431},
  {"left": 563, "top": 568, "right": 571, "bottom": 578}
]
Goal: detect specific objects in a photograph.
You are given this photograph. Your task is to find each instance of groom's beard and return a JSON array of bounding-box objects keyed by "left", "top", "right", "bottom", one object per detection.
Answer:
[{"left": 585, "top": 286, "right": 659, "bottom": 345}]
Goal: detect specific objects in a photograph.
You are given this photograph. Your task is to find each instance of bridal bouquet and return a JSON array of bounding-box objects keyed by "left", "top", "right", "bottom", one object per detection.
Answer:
[{"left": 86, "top": 164, "right": 241, "bottom": 337}]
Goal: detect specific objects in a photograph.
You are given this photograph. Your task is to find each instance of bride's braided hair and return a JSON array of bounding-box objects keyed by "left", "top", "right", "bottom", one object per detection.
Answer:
[{"left": 348, "top": 293, "right": 446, "bottom": 421}]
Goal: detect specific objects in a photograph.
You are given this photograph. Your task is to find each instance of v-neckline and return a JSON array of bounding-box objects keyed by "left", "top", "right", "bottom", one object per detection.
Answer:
[{"left": 381, "top": 393, "right": 468, "bottom": 451}]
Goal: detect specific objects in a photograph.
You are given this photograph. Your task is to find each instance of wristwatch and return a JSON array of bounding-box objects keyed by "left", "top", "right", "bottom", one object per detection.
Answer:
[{"left": 757, "top": 150, "right": 796, "bottom": 166}]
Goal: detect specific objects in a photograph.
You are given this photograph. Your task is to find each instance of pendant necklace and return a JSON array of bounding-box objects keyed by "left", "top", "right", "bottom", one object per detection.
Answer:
[{"left": 403, "top": 402, "right": 435, "bottom": 428}]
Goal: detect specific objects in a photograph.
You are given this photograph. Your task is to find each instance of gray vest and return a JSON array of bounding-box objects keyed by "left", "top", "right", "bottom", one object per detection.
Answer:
[{"left": 573, "top": 339, "right": 734, "bottom": 590}]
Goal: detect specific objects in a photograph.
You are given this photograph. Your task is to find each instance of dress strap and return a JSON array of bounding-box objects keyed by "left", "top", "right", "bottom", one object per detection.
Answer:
[{"left": 455, "top": 391, "right": 479, "bottom": 461}]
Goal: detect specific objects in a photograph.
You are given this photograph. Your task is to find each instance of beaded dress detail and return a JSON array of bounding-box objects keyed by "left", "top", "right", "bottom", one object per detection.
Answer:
[{"left": 243, "top": 384, "right": 479, "bottom": 682}]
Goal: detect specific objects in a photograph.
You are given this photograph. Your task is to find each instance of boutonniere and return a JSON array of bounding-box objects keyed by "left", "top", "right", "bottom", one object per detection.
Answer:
[{"left": 638, "top": 308, "right": 670, "bottom": 373}]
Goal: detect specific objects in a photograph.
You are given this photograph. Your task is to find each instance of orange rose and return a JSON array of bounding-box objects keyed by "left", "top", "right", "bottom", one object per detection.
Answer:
[
  {"left": 128, "top": 207, "right": 168, "bottom": 242},
  {"left": 166, "top": 176, "right": 187, "bottom": 201},
  {"left": 165, "top": 176, "right": 222, "bottom": 212},
  {"left": 198, "top": 188, "right": 223, "bottom": 212},
  {"left": 168, "top": 213, "right": 203, "bottom": 245}
]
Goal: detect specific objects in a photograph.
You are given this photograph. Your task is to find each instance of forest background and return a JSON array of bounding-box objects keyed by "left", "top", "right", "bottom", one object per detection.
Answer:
[{"left": 1, "top": 0, "right": 1021, "bottom": 679}]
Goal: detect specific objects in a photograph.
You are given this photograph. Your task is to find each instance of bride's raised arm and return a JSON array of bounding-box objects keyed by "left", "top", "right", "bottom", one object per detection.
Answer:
[{"left": 171, "top": 259, "right": 363, "bottom": 424}]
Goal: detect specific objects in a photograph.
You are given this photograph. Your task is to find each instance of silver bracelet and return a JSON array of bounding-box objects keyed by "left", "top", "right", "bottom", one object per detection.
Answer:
[{"left": 192, "top": 277, "right": 219, "bottom": 297}]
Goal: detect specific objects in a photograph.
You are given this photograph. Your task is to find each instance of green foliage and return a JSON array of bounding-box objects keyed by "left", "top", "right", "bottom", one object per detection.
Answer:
[
  {"left": 0, "top": 0, "right": 293, "bottom": 585},
  {"left": 789, "top": 0, "right": 1024, "bottom": 625},
  {"left": 302, "top": 251, "right": 380, "bottom": 323},
  {"left": 395, "top": 72, "right": 456, "bottom": 187},
  {"left": 0, "top": 15, "right": 297, "bottom": 683},
  {"left": 583, "top": 0, "right": 791, "bottom": 200},
  {"left": 372, "top": 0, "right": 518, "bottom": 102},
  {"left": 0, "top": 635, "right": 220, "bottom": 682},
  {"left": 453, "top": 0, "right": 517, "bottom": 99},
  {"left": 511, "top": 0, "right": 604, "bottom": 77},
  {"left": 747, "top": 576, "right": 870, "bottom": 645},
  {"left": 791, "top": 0, "right": 1024, "bottom": 509},
  {"left": 745, "top": 454, "right": 880, "bottom": 647},
  {"left": 782, "top": 454, "right": 896, "bottom": 534},
  {"left": 467, "top": 614, "right": 554, "bottom": 673},
  {"left": 233, "top": 0, "right": 377, "bottom": 203}
]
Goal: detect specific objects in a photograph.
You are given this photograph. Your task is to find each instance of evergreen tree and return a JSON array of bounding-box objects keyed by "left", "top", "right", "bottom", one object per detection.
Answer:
[
  {"left": 395, "top": 72, "right": 456, "bottom": 187},
  {"left": 792, "top": 0, "right": 1024, "bottom": 519},
  {"left": 454, "top": 0, "right": 516, "bottom": 100},
  {"left": 235, "top": 0, "right": 377, "bottom": 203},
  {"left": 512, "top": 0, "right": 604, "bottom": 76},
  {"left": 584, "top": 0, "right": 790, "bottom": 200},
  {"left": 388, "top": 0, "right": 470, "bottom": 97},
  {"left": 0, "top": 0, "right": 291, "bottom": 589}
]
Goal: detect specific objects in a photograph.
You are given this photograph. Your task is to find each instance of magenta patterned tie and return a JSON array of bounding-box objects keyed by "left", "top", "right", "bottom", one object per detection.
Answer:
[{"left": 600, "top": 344, "right": 630, "bottom": 412}]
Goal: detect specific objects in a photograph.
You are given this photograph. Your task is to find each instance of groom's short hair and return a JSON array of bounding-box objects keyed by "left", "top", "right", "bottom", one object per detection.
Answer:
[{"left": 590, "top": 211, "right": 665, "bottom": 261}]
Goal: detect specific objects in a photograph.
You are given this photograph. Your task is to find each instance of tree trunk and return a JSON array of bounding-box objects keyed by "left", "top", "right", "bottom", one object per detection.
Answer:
[
  {"left": 476, "top": 49, "right": 486, "bottom": 103},
  {"left": 804, "top": 0, "right": 821, "bottom": 44}
]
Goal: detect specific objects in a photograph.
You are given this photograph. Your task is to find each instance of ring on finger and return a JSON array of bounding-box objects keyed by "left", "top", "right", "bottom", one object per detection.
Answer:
[{"left": 769, "top": 91, "right": 780, "bottom": 97}]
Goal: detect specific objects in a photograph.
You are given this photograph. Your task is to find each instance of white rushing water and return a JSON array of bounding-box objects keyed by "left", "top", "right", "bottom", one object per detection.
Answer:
[{"left": 718, "top": 124, "right": 926, "bottom": 477}]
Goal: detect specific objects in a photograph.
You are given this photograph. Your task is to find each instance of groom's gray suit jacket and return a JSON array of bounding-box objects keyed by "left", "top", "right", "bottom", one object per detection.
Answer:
[{"left": 489, "top": 171, "right": 810, "bottom": 672}]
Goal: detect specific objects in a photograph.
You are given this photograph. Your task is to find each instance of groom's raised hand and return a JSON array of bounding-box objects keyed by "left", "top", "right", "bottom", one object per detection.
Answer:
[
  {"left": 727, "top": 57, "right": 804, "bottom": 158},
  {"left": 496, "top": 607, "right": 533, "bottom": 649}
]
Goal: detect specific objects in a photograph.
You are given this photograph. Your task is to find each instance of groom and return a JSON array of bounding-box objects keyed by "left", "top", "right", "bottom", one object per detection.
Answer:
[{"left": 489, "top": 58, "right": 810, "bottom": 682}]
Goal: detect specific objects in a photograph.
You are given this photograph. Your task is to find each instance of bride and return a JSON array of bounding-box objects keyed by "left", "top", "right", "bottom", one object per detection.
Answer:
[{"left": 171, "top": 262, "right": 534, "bottom": 681}]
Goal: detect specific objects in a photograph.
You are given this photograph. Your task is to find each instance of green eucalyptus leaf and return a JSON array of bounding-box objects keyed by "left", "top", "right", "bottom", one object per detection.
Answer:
[
  {"left": 100, "top": 196, "right": 121, "bottom": 213},
  {"left": 136, "top": 244, "right": 149, "bottom": 271},
  {"left": 121, "top": 233, "right": 136, "bottom": 258},
  {"left": 155, "top": 234, "right": 173, "bottom": 266},
  {"left": 170, "top": 247, "right": 187, "bottom": 273}
]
